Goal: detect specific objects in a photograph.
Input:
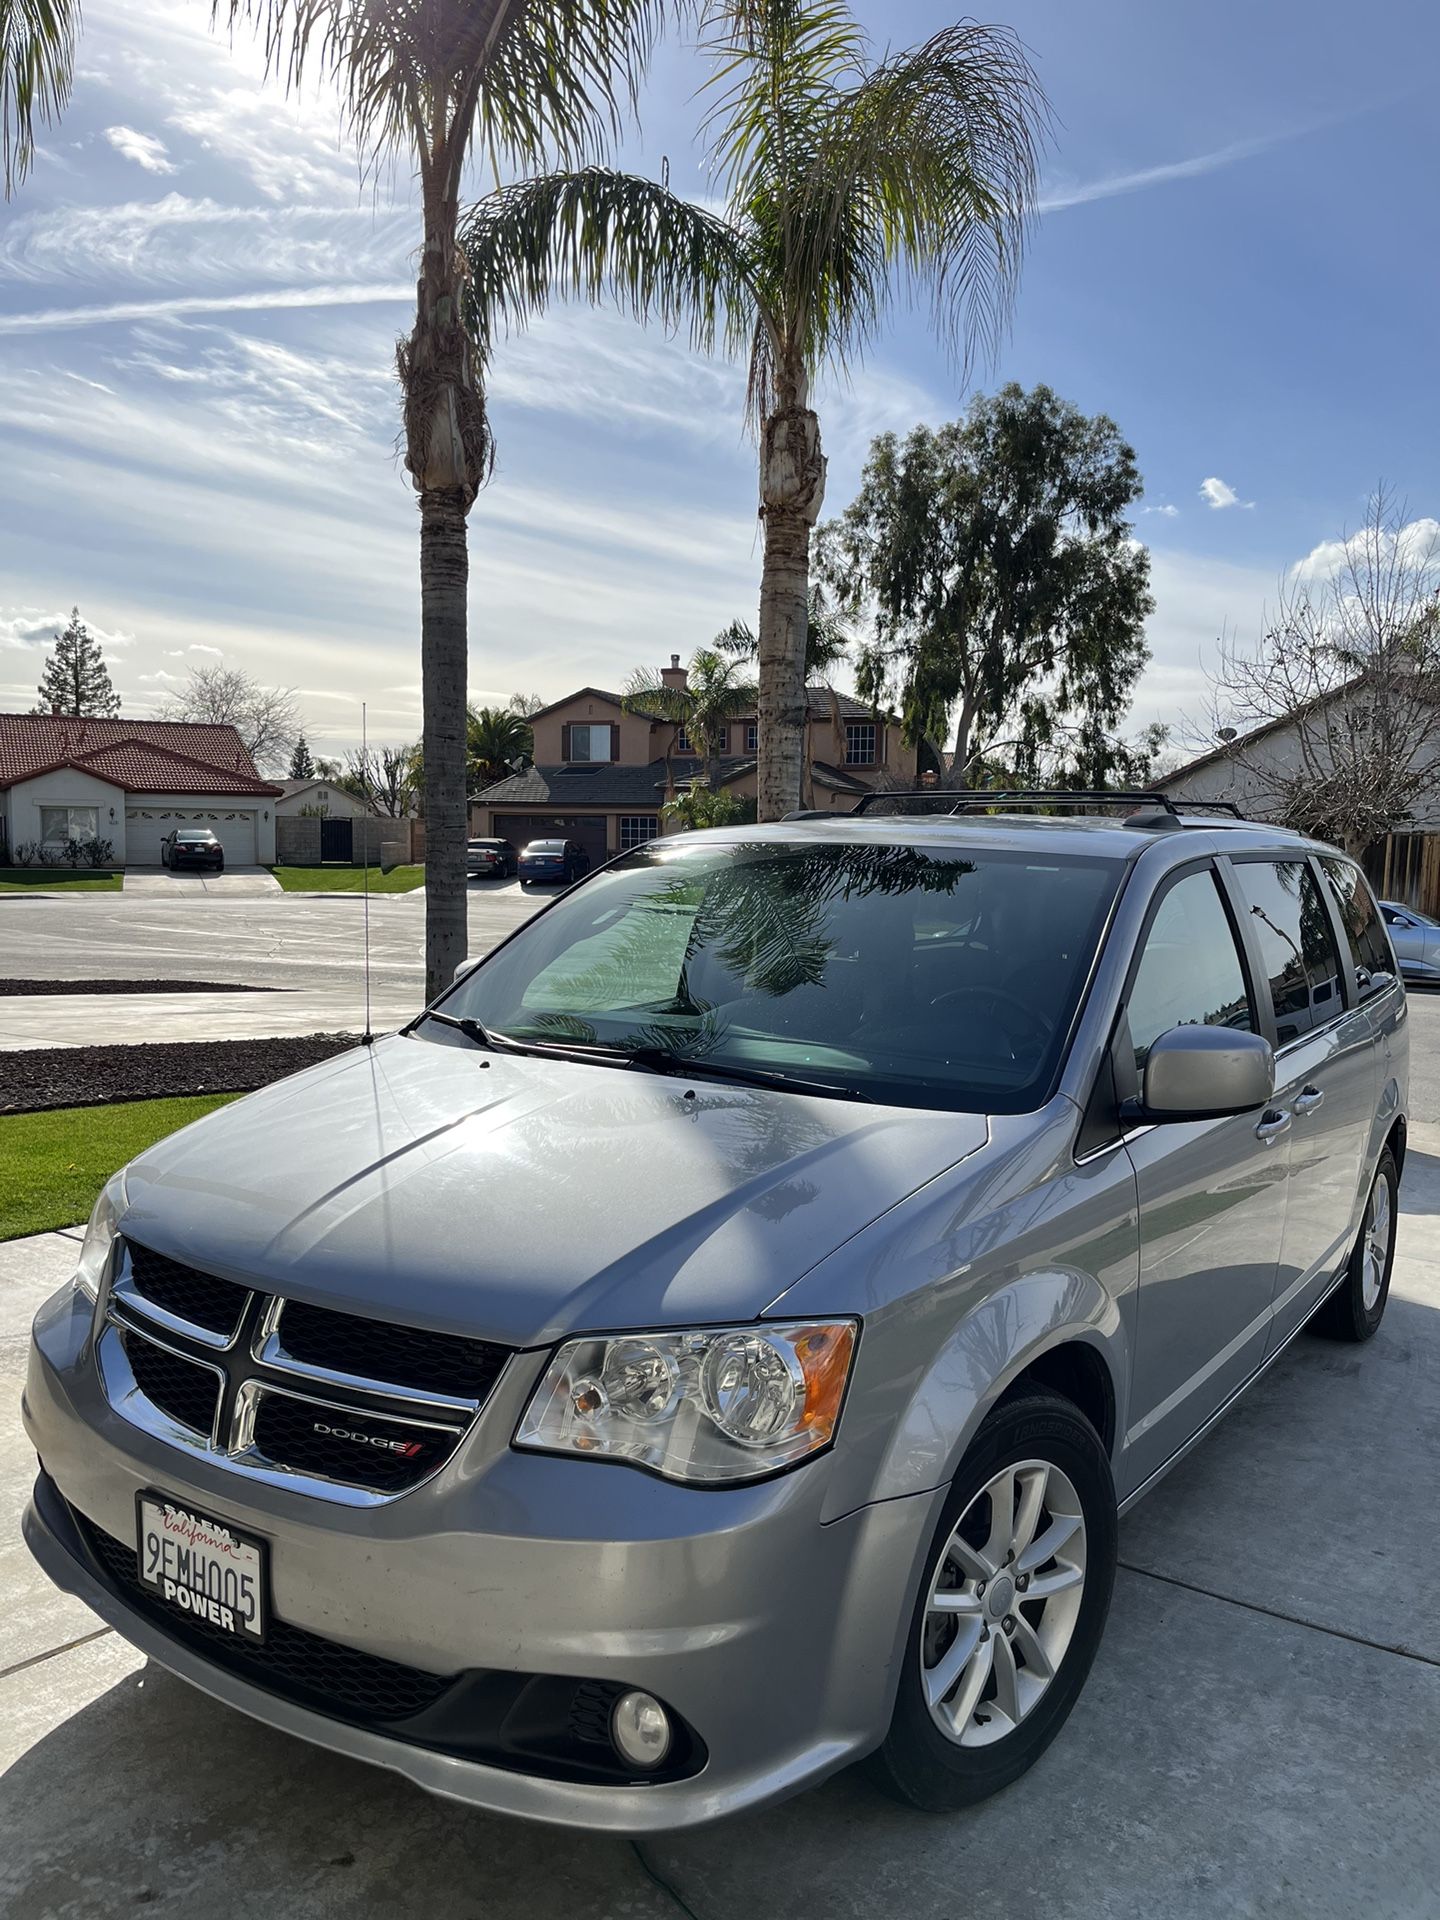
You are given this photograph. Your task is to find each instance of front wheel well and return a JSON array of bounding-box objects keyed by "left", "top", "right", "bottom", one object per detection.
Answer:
[
  {"left": 1002, "top": 1341, "right": 1116, "bottom": 1457},
  {"left": 1386, "top": 1114, "right": 1407, "bottom": 1180}
]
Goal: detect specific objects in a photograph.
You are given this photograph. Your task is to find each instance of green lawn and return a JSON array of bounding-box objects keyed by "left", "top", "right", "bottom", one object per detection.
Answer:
[
  {"left": 0, "top": 869, "right": 122, "bottom": 892},
  {"left": 1, "top": 1096, "right": 240, "bottom": 1241},
  {"left": 268, "top": 864, "right": 425, "bottom": 893}
]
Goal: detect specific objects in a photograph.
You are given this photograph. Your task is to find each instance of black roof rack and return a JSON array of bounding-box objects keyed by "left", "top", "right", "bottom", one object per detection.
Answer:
[{"left": 850, "top": 788, "right": 1244, "bottom": 821}]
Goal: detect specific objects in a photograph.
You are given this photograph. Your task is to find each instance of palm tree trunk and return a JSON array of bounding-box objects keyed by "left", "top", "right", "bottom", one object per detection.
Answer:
[
  {"left": 756, "top": 398, "right": 827, "bottom": 821},
  {"left": 419, "top": 490, "right": 469, "bottom": 999},
  {"left": 401, "top": 164, "right": 489, "bottom": 1002}
]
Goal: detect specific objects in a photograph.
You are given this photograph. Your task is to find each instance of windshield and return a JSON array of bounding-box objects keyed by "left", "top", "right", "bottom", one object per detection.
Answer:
[
  {"left": 437, "top": 839, "right": 1123, "bottom": 1111},
  {"left": 175, "top": 832, "right": 214, "bottom": 842}
]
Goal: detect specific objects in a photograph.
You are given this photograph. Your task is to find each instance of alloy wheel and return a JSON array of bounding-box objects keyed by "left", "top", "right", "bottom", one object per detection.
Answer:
[
  {"left": 1361, "top": 1173, "right": 1393, "bottom": 1312},
  {"left": 920, "top": 1459, "right": 1087, "bottom": 1749}
]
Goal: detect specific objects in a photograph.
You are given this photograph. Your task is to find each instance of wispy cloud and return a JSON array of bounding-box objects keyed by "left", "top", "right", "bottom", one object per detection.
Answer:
[
  {"left": 1200, "top": 475, "right": 1254, "bottom": 511},
  {"left": 1144, "top": 503, "right": 1181, "bottom": 520},
  {"left": 0, "top": 284, "right": 411, "bottom": 335},
  {"left": 1040, "top": 132, "right": 1284, "bottom": 215},
  {"left": 103, "top": 125, "right": 177, "bottom": 175}
]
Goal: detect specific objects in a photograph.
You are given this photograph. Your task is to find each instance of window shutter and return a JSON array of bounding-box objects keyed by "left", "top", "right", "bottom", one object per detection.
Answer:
[
  {"left": 610, "top": 723, "right": 620, "bottom": 762},
  {"left": 562, "top": 723, "right": 572, "bottom": 762}
]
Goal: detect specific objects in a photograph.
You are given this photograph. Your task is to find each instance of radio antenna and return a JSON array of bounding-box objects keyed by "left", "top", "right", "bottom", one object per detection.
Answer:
[{"left": 360, "top": 699, "right": 373, "bottom": 1045}]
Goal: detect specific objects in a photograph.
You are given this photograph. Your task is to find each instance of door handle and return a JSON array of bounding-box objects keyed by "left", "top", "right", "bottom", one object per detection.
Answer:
[
  {"left": 1293, "top": 1084, "right": 1325, "bottom": 1116},
  {"left": 1255, "top": 1108, "right": 1292, "bottom": 1144}
]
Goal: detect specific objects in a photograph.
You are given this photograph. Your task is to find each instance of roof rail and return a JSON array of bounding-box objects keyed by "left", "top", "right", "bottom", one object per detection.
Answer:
[{"left": 851, "top": 788, "right": 1245, "bottom": 821}]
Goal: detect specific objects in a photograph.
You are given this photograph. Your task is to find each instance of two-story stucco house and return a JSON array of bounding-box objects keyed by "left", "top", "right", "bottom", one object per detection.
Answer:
[
  {"left": 469, "top": 657, "right": 916, "bottom": 866},
  {"left": 0, "top": 714, "right": 282, "bottom": 867}
]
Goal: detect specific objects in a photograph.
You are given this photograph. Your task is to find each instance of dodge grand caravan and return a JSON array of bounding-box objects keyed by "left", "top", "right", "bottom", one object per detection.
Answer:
[{"left": 23, "top": 794, "right": 1407, "bottom": 1831}]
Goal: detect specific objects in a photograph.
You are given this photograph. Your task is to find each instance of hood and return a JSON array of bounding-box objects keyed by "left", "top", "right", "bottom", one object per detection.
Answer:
[{"left": 119, "top": 1031, "right": 988, "bottom": 1348}]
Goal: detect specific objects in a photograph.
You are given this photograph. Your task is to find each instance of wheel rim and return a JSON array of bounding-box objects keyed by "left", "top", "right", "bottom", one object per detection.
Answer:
[
  {"left": 920, "top": 1459, "right": 1087, "bottom": 1749},
  {"left": 1361, "top": 1173, "right": 1393, "bottom": 1312}
]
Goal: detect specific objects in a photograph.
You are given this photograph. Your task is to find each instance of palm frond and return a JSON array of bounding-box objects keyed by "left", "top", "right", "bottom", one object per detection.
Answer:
[
  {"left": 797, "top": 22, "right": 1048, "bottom": 374},
  {"left": 458, "top": 165, "right": 760, "bottom": 363},
  {"left": 217, "top": 0, "right": 666, "bottom": 178},
  {"left": 2, "top": 0, "right": 78, "bottom": 196}
]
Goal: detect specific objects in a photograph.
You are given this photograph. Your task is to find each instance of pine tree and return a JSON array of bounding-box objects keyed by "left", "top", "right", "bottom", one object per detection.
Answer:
[
  {"left": 289, "top": 734, "right": 316, "bottom": 779},
  {"left": 34, "top": 610, "right": 121, "bottom": 717}
]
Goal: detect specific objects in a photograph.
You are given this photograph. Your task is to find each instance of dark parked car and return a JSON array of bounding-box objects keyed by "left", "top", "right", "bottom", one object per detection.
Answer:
[
  {"left": 1380, "top": 901, "right": 1440, "bottom": 982},
  {"left": 518, "top": 838, "right": 591, "bottom": 887},
  {"left": 468, "top": 837, "right": 518, "bottom": 879},
  {"left": 161, "top": 829, "right": 224, "bottom": 873}
]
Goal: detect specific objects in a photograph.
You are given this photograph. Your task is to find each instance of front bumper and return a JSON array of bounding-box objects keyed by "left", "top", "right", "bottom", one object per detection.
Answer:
[{"left": 23, "top": 1281, "right": 940, "bottom": 1832}]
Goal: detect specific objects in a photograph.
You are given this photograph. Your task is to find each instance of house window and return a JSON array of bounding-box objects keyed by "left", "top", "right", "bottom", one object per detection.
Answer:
[
  {"left": 568, "top": 723, "right": 615, "bottom": 763},
  {"left": 675, "top": 724, "right": 692, "bottom": 754},
  {"left": 844, "top": 722, "right": 877, "bottom": 766},
  {"left": 620, "top": 815, "right": 660, "bottom": 850},
  {"left": 740, "top": 722, "right": 758, "bottom": 754},
  {"left": 39, "top": 805, "right": 98, "bottom": 849}
]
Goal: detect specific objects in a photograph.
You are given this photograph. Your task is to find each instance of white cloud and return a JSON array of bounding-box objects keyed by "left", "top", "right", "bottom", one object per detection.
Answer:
[
  {"left": 188, "top": 642, "right": 224, "bottom": 656},
  {"left": 1200, "top": 475, "right": 1253, "bottom": 511},
  {"left": 103, "top": 125, "right": 177, "bottom": 175},
  {"left": 1144, "top": 503, "right": 1180, "bottom": 520},
  {"left": 1039, "top": 134, "right": 1281, "bottom": 215},
  {"left": 1290, "top": 515, "right": 1440, "bottom": 585}
]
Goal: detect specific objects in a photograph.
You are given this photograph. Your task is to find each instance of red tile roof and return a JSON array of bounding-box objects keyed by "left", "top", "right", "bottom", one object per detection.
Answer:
[{"left": 0, "top": 713, "right": 282, "bottom": 795}]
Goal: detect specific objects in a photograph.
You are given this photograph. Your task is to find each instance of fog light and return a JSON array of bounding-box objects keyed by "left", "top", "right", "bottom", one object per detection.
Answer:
[{"left": 611, "top": 1689, "right": 672, "bottom": 1770}]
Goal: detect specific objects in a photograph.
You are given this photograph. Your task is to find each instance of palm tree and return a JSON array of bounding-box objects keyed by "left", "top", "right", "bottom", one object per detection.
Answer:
[
  {"left": 467, "top": 702, "right": 533, "bottom": 788},
  {"left": 716, "top": 582, "right": 853, "bottom": 681},
  {"left": 222, "top": 0, "right": 662, "bottom": 999},
  {"left": 459, "top": 0, "right": 1045, "bottom": 821},
  {"left": 623, "top": 645, "right": 756, "bottom": 791},
  {"left": 2, "top": 0, "right": 78, "bottom": 195}
]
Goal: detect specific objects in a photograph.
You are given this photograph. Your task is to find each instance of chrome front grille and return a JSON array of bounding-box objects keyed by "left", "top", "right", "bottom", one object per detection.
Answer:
[{"left": 99, "top": 1237, "right": 511, "bottom": 1502}]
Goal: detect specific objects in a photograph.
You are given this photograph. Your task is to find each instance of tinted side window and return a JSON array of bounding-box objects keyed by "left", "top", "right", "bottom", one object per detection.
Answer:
[
  {"left": 1232, "top": 859, "right": 1344, "bottom": 1044},
  {"left": 1319, "top": 857, "right": 1395, "bottom": 989},
  {"left": 1126, "top": 869, "right": 1253, "bottom": 1071}
]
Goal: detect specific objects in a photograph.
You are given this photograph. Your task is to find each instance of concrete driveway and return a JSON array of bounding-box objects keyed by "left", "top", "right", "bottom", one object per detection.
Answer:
[
  {"left": 121, "top": 868, "right": 282, "bottom": 896},
  {"left": 4, "top": 1143, "right": 1438, "bottom": 1917}
]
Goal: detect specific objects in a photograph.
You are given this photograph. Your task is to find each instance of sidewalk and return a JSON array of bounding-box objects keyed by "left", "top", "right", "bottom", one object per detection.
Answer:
[{"left": 0, "top": 986, "right": 419, "bottom": 1049}]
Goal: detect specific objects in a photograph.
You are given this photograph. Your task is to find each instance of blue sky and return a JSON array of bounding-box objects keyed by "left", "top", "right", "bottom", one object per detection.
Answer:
[{"left": 0, "top": 0, "right": 1436, "bottom": 760}]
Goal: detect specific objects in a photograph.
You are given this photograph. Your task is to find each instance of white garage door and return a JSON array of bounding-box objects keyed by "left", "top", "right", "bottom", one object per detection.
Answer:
[{"left": 125, "top": 806, "right": 258, "bottom": 867}]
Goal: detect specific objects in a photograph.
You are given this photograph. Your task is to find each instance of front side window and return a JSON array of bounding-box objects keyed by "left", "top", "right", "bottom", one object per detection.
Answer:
[
  {"left": 439, "top": 840, "right": 1123, "bottom": 1111},
  {"left": 844, "top": 722, "right": 877, "bottom": 766},
  {"left": 1320, "top": 857, "right": 1396, "bottom": 990},
  {"left": 1232, "top": 859, "right": 1344, "bottom": 1045},
  {"left": 39, "top": 805, "right": 98, "bottom": 847},
  {"left": 568, "top": 724, "right": 614, "bottom": 763},
  {"left": 1126, "top": 868, "right": 1253, "bottom": 1070},
  {"left": 619, "top": 815, "right": 659, "bottom": 850}
]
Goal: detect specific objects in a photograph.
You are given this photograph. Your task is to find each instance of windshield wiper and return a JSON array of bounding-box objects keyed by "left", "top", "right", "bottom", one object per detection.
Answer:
[
  {"left": 418, "top": 1009, "right": 526, "bottom": 1053},
  {"left": 617, "top": 1046, "right": 873, "bottom": 1103}
]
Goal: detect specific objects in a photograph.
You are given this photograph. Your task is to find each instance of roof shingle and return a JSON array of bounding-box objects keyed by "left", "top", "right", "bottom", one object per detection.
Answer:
[{"left": 0, "top": 713, "right": 280, "bottom": 795}]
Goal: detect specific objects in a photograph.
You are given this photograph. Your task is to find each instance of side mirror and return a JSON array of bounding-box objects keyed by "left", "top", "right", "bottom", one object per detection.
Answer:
[{"left": 1125, "top": 1025, "right": 1274, "bottom": 1124}]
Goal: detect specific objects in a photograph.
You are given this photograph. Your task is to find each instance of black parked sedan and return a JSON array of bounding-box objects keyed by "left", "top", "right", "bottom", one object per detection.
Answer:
[
  {"left": 161, "top": 829, "right": 224, "bottom": 872},
  {"left": 467, "top": 837, "right": 518, "bottom": 879},
  {"left": 518, "top": 838, "right": 591, "bottom": 887}
]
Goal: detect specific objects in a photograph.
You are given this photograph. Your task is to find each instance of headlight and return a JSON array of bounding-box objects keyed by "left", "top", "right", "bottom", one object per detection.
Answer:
[
  {"left": 514, "top": 1321, "right": 857, "bottom": 1485},
  {"left": 74, "top": 1173, "right": 125, "bottom": 1301}
]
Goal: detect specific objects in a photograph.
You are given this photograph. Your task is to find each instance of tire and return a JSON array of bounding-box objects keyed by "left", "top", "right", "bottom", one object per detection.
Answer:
[
  {"left": 871, "top": 1390, "right": 1117, "bottom": 1813},
  {"left": 1310, "top": 1147, "right": 1398, "bottom": 1343}
]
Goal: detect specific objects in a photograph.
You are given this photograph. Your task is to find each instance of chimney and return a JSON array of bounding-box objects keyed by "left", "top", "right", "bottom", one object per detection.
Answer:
[{"left": 660, "top": 652, "right": 688, "bottom": 693}]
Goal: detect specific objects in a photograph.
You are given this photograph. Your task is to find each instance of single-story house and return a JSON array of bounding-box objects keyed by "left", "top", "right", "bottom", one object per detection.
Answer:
[
  {"left": 0, "top": 713, "right": 283, "bottom": 867},
  {"left": 274, "top": 778, "right": 369, "bottom": 818}
]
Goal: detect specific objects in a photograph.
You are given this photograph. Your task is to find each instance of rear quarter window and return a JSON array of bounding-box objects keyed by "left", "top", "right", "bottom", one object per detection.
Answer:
[{"left": 1319, "top": 857, "right": 1396, "bottom": 990}]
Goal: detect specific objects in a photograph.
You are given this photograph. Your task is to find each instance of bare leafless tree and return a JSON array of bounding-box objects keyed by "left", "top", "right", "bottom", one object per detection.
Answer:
[
  {"left": 1206, "top": 488, "right": 1440, "bottom": 853},
  {"left": 348, "top": 744, "right": 419, "bottom": 819},
  {"left": 162, "top": 664, "right": 301, "bottom": 775}
]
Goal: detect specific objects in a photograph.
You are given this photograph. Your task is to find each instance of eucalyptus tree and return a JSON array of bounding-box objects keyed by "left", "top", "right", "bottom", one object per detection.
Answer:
[
  {"left": 221, "top": 0, "right": 662, "bottom": 998},
  {"left": 460, "top": 0, "right": 1045, "bottom": 821},
  {"left": 1, "top": 0, "right": 77, "bottom": 194}
]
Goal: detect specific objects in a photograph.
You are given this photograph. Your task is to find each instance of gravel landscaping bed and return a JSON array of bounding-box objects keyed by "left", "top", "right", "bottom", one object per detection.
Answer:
[
  {"left": 0, "top": 1034, "right": 358, "bottom": 1114},
  {"left": 0, "top": 978, "right": 275, "bottom": 996}
]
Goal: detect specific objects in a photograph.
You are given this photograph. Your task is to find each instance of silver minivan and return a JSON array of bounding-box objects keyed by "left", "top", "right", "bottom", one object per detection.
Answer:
[{"left": 24, "top": 796, "right": 1407, "bottom": 1831}]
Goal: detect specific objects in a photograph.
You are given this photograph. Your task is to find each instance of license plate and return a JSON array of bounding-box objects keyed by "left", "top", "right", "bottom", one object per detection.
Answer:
[{"left": 136, "top": 1494, "right": 267, "bottom": 1641}]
